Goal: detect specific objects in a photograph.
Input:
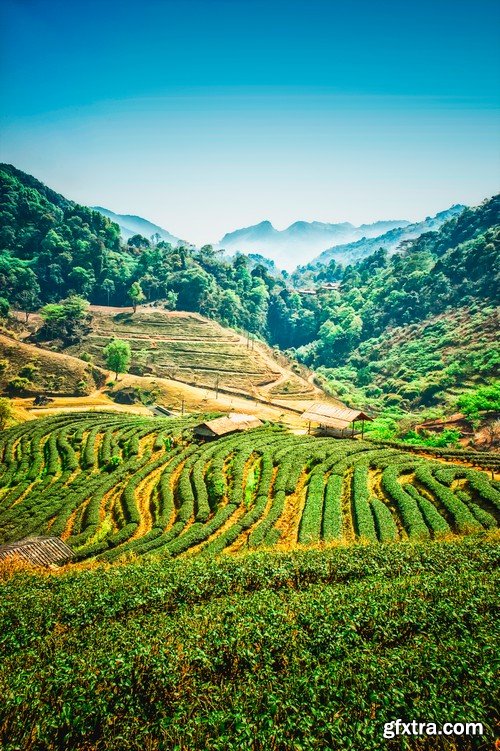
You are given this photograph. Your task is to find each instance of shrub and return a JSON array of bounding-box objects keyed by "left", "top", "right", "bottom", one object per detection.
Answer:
[{"left": 7, "top": 376, "right": 31, "bottom": 394}]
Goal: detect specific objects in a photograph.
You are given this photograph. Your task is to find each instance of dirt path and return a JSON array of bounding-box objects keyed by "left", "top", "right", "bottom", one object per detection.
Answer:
[
  {"left": 274, "top": 469, "right": 309, "bottom": 547},
  {"left": 130, "top": 463, "right": 166, "bottom": 540}
]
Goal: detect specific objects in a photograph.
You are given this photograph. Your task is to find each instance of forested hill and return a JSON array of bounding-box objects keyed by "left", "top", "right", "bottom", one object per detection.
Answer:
[
  {"left": 0, "top": 163, "right": 123, "bottom": 308},
  {"left": 288, "top": 194, "right": 499, "bottom": 408}
]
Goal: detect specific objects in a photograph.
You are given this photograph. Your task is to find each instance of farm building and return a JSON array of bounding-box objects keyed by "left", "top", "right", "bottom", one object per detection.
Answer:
[
  {"left": 301, "top": 403, "right": 373, "bottom": 438},
  {"left": 193, "top": 413, "right": 263, "bottom": 439},
  {"left": 0, "top": 536, "right": 73, "bottom": 566},
  {"left": 320, "top": 282, "right": 341, "bottom": 291}
]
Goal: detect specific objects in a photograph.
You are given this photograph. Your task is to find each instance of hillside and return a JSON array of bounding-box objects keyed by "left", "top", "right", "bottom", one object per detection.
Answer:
[
  {"left": 313, "top": 305, "right": 499, "bottom": 410},
  {"left": 92, "top": 206, "right": 184, "bottom": 245},
  {"left": 0, "top": 164, "right": 498, "bottom": 426},
  {"left": 0, "top": 332, "right": 102, "bottom": 396},
  {"left": 310, "top": 204, "right": 465, "bottom": 267},
  {"left": 63, "top": 306, "right": 318, "bottom": 407},
  {"left": 219, "top": 217, "right": 410, "bottom": 269},
  {"left": 289, "top": 195, "right": 500, "bottom": 413}
]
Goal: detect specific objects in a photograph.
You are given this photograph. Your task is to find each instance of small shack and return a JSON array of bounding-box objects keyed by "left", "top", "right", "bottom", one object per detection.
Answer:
[
  {"left": 320, "top": 282, "right": 341, "bottom": 291},
  {"left": 0, "top": 536, "right": 73, "bottom": 567},
  {"left": 193, "top": 413, "right": 263, "bottom": 440},
  {"left": 301, "top": 403, "right": 373, "bottom": 438}
]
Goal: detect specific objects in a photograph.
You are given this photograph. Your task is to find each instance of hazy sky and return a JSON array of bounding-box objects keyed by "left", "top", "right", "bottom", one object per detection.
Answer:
[{"left": 1, "top": 0, "right": 499, "bottom": 245}]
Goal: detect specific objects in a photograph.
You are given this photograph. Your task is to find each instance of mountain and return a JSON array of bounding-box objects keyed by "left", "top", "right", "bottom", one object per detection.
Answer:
[
  {"left": 218, "top": 218, "right": 410, "bottom": 269},
  {"left": 310, "top": 205, "right": 466, "bottom": 267},
  {"left": 92, "top": 206, "right": 184, "bottom": 245}
]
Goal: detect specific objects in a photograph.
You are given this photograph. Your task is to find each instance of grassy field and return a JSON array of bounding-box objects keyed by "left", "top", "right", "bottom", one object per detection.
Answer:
[
  {"left": 0, "top": 413, "right": 498, "bottom": 562},
  {"left": 1, "top": 537, "right": 498, "bottom": 750}
]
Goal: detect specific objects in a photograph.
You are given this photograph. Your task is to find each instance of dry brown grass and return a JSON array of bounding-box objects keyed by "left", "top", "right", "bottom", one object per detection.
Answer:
[{"left": 0, "top": 332, "right": 99, "bottom": 395}]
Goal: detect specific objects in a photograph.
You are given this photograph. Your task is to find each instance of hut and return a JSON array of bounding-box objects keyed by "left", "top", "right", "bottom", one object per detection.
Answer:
[
  {"left": 301, "top": 402, "right": 373, "bottom": 438},
  {"left": 193, "top": 413, "right": 262, "bottom": 440},
  {"left": 0, "top": 536, "right": 73, "bottom": 567},
  {"left": 320, "top": 282, "right": 341, "bottom": 291}
]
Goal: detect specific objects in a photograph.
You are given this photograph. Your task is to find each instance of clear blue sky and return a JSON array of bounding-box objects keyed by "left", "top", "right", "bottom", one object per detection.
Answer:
[{"left": 1, "top": 0, "right": 499, "bottom": 243}]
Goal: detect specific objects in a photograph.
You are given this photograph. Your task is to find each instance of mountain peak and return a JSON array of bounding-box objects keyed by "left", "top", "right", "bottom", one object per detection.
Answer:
[{"left": 219, "top": 217, "right": 410, "bottom": 270}]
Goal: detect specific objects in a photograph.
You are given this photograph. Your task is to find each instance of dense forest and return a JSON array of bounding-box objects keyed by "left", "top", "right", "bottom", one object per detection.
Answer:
[{"left": 1, "top": 163, "right": 498, "bottom": 408}]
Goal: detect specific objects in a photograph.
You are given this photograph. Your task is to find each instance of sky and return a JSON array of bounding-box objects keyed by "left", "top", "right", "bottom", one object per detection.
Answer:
[{"left": 1, "top": 0, "right": 499, "bottom": 245}]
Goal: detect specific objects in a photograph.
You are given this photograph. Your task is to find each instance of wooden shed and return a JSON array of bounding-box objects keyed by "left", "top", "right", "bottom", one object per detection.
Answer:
[
  {"left": 301, "top": 403, "right": 373, "bottom": 438},
  {"left": 193, "top": 413, "right": 263, "bottom": 439},
  {"left": 0, "top": 536, "right": 73, "bottom": 567}
]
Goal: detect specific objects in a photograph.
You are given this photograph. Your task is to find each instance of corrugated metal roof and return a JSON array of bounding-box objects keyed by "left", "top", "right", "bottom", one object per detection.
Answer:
[
  {"left": 194, "top": 413, "right": 263, "bottom": 437},
  {"left": 301, "top": 402, "right": 372, "bottom": 428},
  {"left": 0, "top": 536, "right": 73, "bottom": 566}
]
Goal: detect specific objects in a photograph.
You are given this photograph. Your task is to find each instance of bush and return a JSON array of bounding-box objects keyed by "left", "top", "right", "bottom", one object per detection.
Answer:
[{"left": 7, "top": 376, "right": 31, "bottom": 394}]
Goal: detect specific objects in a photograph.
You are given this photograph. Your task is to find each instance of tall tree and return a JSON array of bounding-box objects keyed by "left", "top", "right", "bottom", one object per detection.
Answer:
[
  {"left": 128, "top": 281, "right": 145, "bottom": 313},
  {"left": 104, "top": 339, "right": 131, "bottom": 381}
]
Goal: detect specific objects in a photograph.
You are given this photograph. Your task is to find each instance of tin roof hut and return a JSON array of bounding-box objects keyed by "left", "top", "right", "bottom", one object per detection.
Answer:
[
  {"left": 193, "top": 413, "right": 262, "bottom": 439},
  {"left": 0, "top": 536, "right": 73, "bottom": 567},
  {"left": 301, "top": 403, "right": 373, "bottom": 438}
]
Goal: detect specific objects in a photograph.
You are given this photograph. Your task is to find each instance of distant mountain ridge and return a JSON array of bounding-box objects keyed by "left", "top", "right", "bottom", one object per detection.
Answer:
[
  {"left": 311, "top": 205, "right": 467, "bottom": 267},
  {"left": 92, "top": 206, "right": 184, "bottom": 245},
  {"left": 218, "top": 218, "right": 411, "bottom": 269}
]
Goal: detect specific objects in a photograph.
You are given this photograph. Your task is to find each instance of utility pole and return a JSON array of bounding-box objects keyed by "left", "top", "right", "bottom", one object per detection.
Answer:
[
  {"left": 215, "top": 374, "right": 219, "bottom": 400},
  {"left": 181, "top": 398, "right": 185, "bottom": 416}
]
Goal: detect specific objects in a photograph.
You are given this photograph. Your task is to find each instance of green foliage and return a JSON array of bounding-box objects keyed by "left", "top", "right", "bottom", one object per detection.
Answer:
[
  {"left": 6, "top": 376, "right": 30, "bottom": 394},
  {"left": 0, "top": 297, "right": 9, "bottom": 317},
  {"left": 457, "top": 382, "right": 500, "bottom": 418},
  {"left": 37, "top": 295, "right": 90, "bottom": 343},
  {"left": 0, "top": 539, "right": 499, "bottom": 751},
  {"left": 401, "top": 428, "right": 462, "bottom": 448},
  {"left": 0, "top": 397, "right": 12, "bottom": 429},
  {"left": 104, "top": 338, "right": 131, "bottom": 379},
  {"left": 128, "top": 280, "right": 146, "bottom": 312}
]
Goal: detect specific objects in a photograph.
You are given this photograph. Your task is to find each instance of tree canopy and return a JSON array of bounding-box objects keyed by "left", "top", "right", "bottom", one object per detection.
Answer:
[{"left": 104, "top": 339, "right": 132, "bottom": 381}]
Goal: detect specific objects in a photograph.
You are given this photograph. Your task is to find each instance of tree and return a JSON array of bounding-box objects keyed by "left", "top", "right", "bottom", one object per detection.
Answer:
[
  {"left": 104, "top": 339, "right": 131, "bottom": 381},
  {"left": 0, "top": 297, "right": 9, "bottom": 318},
  {"left": 69, "top": 266, "right": 95, "bottom": 297},
  {"left": 128, "top": 234, "right": 150, "bottom": 249},
  {"left": 129, "top": 281, "right": 145, "bottom": 313},
  {"left": 101, "top": 278, "right": 115, "bottom": 306},
  {"left": 0, "top": 397, "right": 12, "bottom": 429},
  {"left": 12, "top": 268, "right": 41, "bottom": 323},
  {"left": 39, "top": 296, "right": 90, "bottom": 342}
]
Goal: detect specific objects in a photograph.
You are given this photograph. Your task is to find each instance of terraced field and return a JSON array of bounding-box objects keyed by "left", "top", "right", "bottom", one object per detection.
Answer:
[
  {"left": 0, "top": 413, "right": 498, "bottom": 563},
  {"left": 70, "top": 308, "right": 316, "bottom": 400}
]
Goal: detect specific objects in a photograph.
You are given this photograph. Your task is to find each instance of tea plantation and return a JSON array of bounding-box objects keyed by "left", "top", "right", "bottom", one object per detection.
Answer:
[
  {"left": 1, "top": 539, "right": 499, "bottom": 750},
  {"left": 0, "top": 413, "right": 499, "bottom": 560},
  {"left": 1, "top": 413, "right": 499, "bottom": 750}
]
